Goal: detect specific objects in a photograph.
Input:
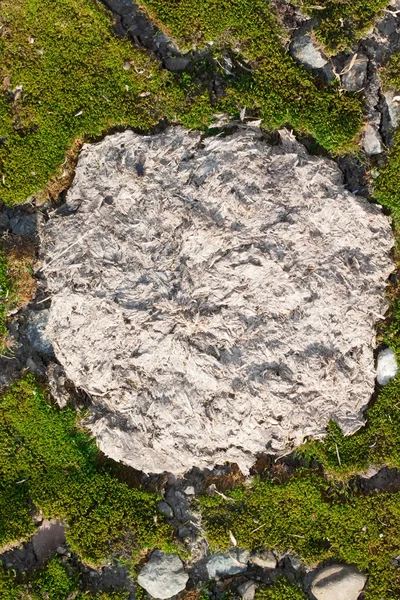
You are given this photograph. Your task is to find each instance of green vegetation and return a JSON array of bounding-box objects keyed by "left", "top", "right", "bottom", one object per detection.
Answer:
[
  {"left": 0, "top": 247, "right": 11, "bottom": 352},
  {"left": 375, "top": 54, "right": 400, "bottom": 221},
  {"left": 2, "top": 0, "right": 400, "bottom": 597},
  {"left": 139, "top": 0, "right": 363, "bottom": 153},
  {"left": 255, "top": 578, "right": 307, "bottom": 600},
  {"left": 0, "top": 0, "right": 365, "bottom": 207},
  {"left": 0, "top": 376, "right": 174, "bottom": 564},
  {"left": 292, "top": 0, "right": 388, "bottom": 53},
  {"left": 200, "top": 471, "right": 400, "bottom": 599},
  {"left": 297, "top": 374, "right": 400, "bottom": 477},
  {"left": 0, "top": 557, "right": 130, "bottom": 599},
  {"left": 0, "top": 0, "right": 214, "bottom": 205}
]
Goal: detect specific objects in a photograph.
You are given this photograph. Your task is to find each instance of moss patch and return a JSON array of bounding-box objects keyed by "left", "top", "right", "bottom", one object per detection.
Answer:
[
  {"left": 0, "top": 0, "right": 365, "bottom": 206},
  {"left": 0, "top": 0, "right": 213, "bottom": 205},
  {"left": 292, "top": 0, "right": 388, "bottom": 53},
  {"left": 0, "top": 375, "right": 174, "bottom": 564},
  {"left": 200, "top": 470, "right": 400, "bottom": 599},
  {"left": 255, "top": 578, "right": 307, "bottom": 600},
  {"left": 0, "top": 557, "right": 130, "bottom": 599},
  {"left": 138, "top": 0, "right": 363, "bottom": 153}
]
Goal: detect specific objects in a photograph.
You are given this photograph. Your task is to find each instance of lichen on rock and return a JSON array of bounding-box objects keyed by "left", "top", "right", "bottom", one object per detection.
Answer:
[{"left": 41, "top": 126, "right": 393, "bottom": 474}]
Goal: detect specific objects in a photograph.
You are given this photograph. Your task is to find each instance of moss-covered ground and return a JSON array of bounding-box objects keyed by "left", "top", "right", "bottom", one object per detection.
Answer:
[
  {"left": 0, "top": 376, "right": 175, "bottom": 565},
  {"left": 3, "top": 0, "right": 400, "bottom": 597},
  {"left": 0, "top": 0, "right": 366, "bottom": 208},
  {"left": 0, "top": 556, "right": 130, "bottom": 599},
  {"left": 291, "top": 0, "right": 389, "bottom": 53}
]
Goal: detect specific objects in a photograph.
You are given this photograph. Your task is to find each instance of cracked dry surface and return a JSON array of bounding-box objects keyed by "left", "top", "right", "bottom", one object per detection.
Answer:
[{"left": 41, "top": 126, "right": 393, "bottom": 474}]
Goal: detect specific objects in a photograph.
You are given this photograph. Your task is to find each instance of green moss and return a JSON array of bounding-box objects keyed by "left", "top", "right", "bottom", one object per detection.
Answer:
[
  {"left": 200, "top": 471, "right": 400, "bottom": 599},
  {"left": 30, "top": 557, "right": 80, "bottom": 599},
  {"left": 0, "top": 0, "right": 214, "bottom": 205},
  {"left": 0, "top": 558, "right": 131, "bottom": 599},
  {"left": 0, "top": 375, "right": 174, "bottom": 564},
  {"left": 139, "top": 0, "right": 363, "bottom": 154},
  {"left": 291, "top": 0, "right": 388, "bottom": 53},
  {"left": 0, "top": 247, "right": 11, "bottom": 352},
  {"left": 0, "top": 0, "right": 365, "bottom": 206},
  {"left": 255, "top": 578, "right": 307, "bottom": 600}
]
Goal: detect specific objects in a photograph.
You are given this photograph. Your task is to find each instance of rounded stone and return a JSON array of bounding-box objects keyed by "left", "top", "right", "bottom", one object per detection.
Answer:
[
  {"left": 42, "top": 126, "right": 393, "bottom": 474},
  {"left": 377, "top": 347, "right": 398, "bottom": 385},
  {"left": 137, "top": 551, "right": 188, "bottom": 599},
  {"left": 311, "top": 564, "right": 367, "bottom": 600}
]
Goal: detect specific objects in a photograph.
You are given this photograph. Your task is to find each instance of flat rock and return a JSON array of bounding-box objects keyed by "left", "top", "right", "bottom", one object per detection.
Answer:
[
  {"left": 238, "top": 580, "right": 256, "bottom": 600},
  {"left": 341, "top": 54, "right": 368, "bottom": 92},
  {"left": 290, "top": 26, "right": 328, "bottom": 70},
  {"left": 250, "top": 550, "right": 277, "bottom": 570},
  {"left": 206, "top": 549, "right": 250, "bottom": 579},
  {"left": 377, "top": 347, "right": 398, "bottom": 385},
  {"left": 311, "top": 564, "right": 367, "bottom": 600},
  {"left": 26, "top": 310, "right": 54, "bottom": 356},
  {"left": 384, "top": 89, "right": 400, "bottom": 129},
  {"left": 42, "top": 126, "right": 393, "bottom": 474},
  {"left": 137, "top": 550, "right": 188, "bottom": 599},
  {"left": 362, "top": 124, "right": 383, "bottom": 156},
  {"left": 163, "top": 56, "right": 191, "bottom": 72},
  {"left": 32, "top": 519, "right": 66, "bottom": 564}
]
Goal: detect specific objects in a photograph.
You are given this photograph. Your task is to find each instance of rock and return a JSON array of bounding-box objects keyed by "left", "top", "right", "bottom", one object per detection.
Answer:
[
  {"left": 157, "top": 501, "right": 174, "bottom": 519},
  {"left": 238, "top": 580, "right": 256, "bottom": 600},
  {"left": 384, "top": 89, "right": 400, "bottom": 129},
  {"left": 250, "top": 550, "right": 277, "bottom": 570},
  {"left": 32, "top": 519, "right": 66, "bottom": 564},
  {"left": 290, "top": 24, "right": 328, "bottom": 70},
  {"left": 137, "top": 551, "right": 188, "bottom": 599},
  {"left": 26, "top": 310, "right": 54, "bottom": 356},
  {"left": 9, "top": 212, "right": 37, "bottom": 237},
  {"left": 288, "top": 556, "right": 302, "bottom": 571},
  {"left": 206, "top": 549, "right": 250, "bottom": 579},
  {"left": 42, "top": 126, "right": 393, "bottom": 474},
  {"left": 377, "top": 347, "right": 398, "bottom": 385},
  {"left": 163, "top": 56, "right": 191, "bottom": 72},
  {"left": 311, "top": 564, "right": 367, "bottom": 600},
  {"left": 362, "top": 124, "right": 383, "bottom": 155},
  {"left": 341, "top": 54, "right": 368, "bottom": 92},
  {"left": 47, "top": 363, "right": 70, "bottom": 408}
]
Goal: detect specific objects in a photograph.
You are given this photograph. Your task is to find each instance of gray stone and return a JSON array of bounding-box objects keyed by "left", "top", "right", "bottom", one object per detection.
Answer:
[
  {"left": 163, "top": 56, "right": 191, "bottom": 72},
  {"left": 362, "top": 124, "right": 383, "bottom": 155},
  {"left": 9, "top": 213, "right": 37, "bottom": 237},
  {"left": 206, "top": 549, "right": 250, "bottom": 579},
  {"left": 288, "top": 556, "right": 302, "bottom": 571},
  {"left": 290, "top": 31, "right": 328, "bottom": 70},
  {"left": 384, "top": 89, "right": 400, "bottom": 129},
  {"left": 238, "top": 580, "right": 256, "bottom": 600},
  {"left": 47, "top": 363, "right": 70, "bottom": 408},
  {"left": 341, "top": 55, "right": 368, "bottom": 92},
  {"left": 137, "top": 550, "right": 188, "bottom": 599},
  {"left": 250, "top": 550, "right": 277, "bottom": 570},
  {"left": 311, "top": 564, "right": 367, "bottom": 600},
  {"left": 26, "top": 310, "right": 54, "bottom": 356},
  {"left": 42, "top": 127, "right": 393, "bottom": 474},
  {"left": 377, "top": 347, "right": 398, "bottom": 385},
  {"left": 157, "top": 501, "right": 174, "bottom": 519},
  {"left": 32, "top": 519, "right": 66, "bottom": 564}
]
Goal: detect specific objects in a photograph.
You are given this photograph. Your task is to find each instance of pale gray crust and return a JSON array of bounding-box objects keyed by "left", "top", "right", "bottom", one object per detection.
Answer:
[{"left": 41, "top": 126, "right": 394, "bottom": 474}]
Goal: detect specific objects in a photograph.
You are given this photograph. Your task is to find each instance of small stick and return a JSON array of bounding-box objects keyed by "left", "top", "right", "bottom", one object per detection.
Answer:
[{"left": 335, "top": 443, "right": 342, "bottom": 467}]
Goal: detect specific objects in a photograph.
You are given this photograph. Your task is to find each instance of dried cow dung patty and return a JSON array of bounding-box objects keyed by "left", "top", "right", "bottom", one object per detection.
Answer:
[{"left": 41, "top": 126, "right": 393, "bottom": 474}]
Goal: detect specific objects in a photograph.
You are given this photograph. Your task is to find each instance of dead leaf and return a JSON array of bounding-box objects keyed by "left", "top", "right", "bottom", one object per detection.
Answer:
[{"left": 2, "top": 75, "right": 10, "bottom": 92}]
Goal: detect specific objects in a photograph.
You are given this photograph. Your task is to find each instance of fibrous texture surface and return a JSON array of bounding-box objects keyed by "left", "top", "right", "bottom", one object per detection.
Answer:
[{"left": 41, "top": 126, "right": 393, "bottom": 474}]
